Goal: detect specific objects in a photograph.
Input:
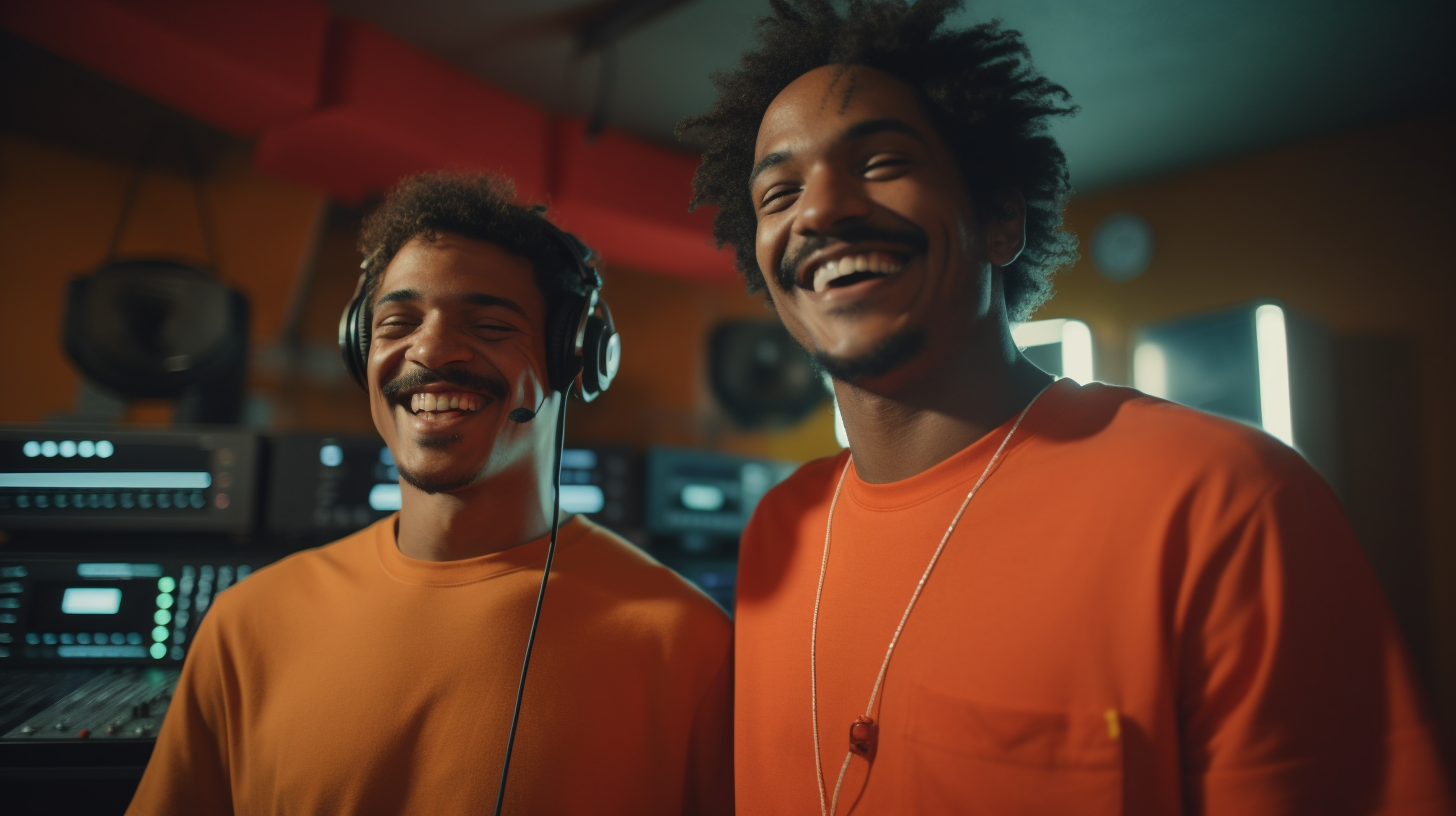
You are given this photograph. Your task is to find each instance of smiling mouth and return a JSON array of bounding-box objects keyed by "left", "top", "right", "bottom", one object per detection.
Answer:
[
  {"left": 804, "top": 251, "right": 909, "bottom": 293},
  {"left": 405, "top": 391, "right": 488, "bottom": 422}
]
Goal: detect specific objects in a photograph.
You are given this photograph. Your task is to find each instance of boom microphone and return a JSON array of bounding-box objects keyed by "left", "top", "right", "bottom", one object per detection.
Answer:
[{"left": 508, "top": 395, "right": 547, "bottom": 424}]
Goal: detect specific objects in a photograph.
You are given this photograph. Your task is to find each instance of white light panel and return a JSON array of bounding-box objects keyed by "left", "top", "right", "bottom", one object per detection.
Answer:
[
  {"left": 1013, "top": 318, "right": 1096, "bottom": 383},
  {"left": 1254, "top": 304, "right": 1295, "bottom": 446},
  {"left": 1132, "top": 342, "right": 1168, "bottom": 398}
]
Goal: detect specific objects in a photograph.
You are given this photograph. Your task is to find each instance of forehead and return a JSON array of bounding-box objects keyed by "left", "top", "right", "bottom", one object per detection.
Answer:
[
  {"left": 755, "top": 65, "right": 936, "bottom": 160},
  {"left": 376, "top": 234, "right": 542, "bottom": 309}
]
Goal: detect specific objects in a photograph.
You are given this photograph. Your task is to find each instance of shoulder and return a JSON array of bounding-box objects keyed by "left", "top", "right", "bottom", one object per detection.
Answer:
[
  {"left": 1033, "top": 382, "right": 1348, "bottom": 561},
  {"left": 734, "top": 452, "right": 847, "bottom": 598},
  {"left": 560, "top": 518, "right": 732, "bottom": 642},
  {"left": 206, "top": 518, "right": 386, "bottom": 623},
  {"left": 1040, "top": 381, "right": 1320, "bottom": 495},
  {"left": 748, "top": 451, "right": 849, "bottom": 527}
]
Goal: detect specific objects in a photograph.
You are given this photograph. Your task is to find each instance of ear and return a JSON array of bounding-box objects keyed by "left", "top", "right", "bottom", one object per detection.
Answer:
[{"left": 986, "top": 188, "right": 1027, "bottom": 267}]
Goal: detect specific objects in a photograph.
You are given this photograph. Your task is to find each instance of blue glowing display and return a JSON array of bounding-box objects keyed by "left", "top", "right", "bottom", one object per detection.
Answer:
[{"left": 61, "top": 587, "right": 122, "bottom": 615}]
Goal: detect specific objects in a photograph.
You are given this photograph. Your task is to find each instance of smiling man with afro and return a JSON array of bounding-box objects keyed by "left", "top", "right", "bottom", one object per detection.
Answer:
[{"left": 683, "top": 2, "right": 1453, "bottom": 814}]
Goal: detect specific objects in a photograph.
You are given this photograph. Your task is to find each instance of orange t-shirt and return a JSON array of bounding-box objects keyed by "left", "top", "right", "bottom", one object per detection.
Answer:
[
  {"left": 128, "top": 515, "right": 733, "bottom": 816},
  {"left": 735, "top": 380, "right": 1451, "bottom": 815}
]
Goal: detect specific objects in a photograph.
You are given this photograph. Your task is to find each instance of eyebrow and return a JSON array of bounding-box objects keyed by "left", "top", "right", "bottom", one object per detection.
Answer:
[
  {"left": 463, "top": 293, "right": 527, "bottom": 316},
  {"left": 749, "top": 117, "right": 928, "bottom": 187},
  {"left": 749, "top": 152, "right": 791, "bottom": 188},
  {"left": 374, "top": 289, "right": 527, "bottom": 317},
  {"left": 843, "top": 117, "right": 927, "bottom": 144}
]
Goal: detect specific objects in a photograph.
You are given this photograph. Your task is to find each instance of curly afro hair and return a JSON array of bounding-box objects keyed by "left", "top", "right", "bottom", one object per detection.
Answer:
[
  {"left": 356, "top": 172, "right": 595, "bottom": 327},
  {"left": 679, "top": 0, "right": 1079, "bottom": 322}
]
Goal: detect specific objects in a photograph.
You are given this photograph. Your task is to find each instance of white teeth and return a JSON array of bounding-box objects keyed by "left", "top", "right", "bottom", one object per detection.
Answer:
[
  {"left": 409, "top": 391, "right": 484, "bottom": 415},
  {"left": 811, "top": 252, "right": 906, "bottom": 292},
  {"left": 813, "top": 261, "right": 838, "bottom": 293}
]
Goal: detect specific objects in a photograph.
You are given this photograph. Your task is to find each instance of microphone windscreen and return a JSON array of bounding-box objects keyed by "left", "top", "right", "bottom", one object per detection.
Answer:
[{"left": 508, "top": 408, "right": 536, "bottom": 423}]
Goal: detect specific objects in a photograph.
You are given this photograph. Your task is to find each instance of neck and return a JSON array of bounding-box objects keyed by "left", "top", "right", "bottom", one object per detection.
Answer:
[
  {"left": 835, "top": 323, "right": 1054, "bottom": 485},
  {"left": 394, "top": 409, "right": 563, "bottom": 562}
]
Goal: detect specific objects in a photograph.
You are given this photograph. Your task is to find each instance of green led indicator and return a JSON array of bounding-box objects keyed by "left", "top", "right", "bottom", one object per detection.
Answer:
[
  {"left": 149, "top": 642, "right": 167, "bottom": 659},
  {"left": 154, "top": 609, "right": 172, "bottom": 626},
  {"left": 152, "top": 626, "right": 169, "bottom": 642},
  {"left": 156, "top": 593, "right": 174, "bottom": 610},
  {"left": 158, "top": 576, "right": 176, "bottom": 593}
]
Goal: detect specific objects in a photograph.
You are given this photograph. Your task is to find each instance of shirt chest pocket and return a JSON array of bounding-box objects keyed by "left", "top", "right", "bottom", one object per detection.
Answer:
[{"left": 905, "top": 686, "right": 1124, "bottom": 815}]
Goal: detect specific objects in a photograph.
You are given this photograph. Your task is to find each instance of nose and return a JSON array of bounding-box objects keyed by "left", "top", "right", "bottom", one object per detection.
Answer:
[
  {"left": 403, "top": 313, "right": 474, "bottom": 371},
  {"left": 794, "top": 163, "right": 873, "bottom": 237}
]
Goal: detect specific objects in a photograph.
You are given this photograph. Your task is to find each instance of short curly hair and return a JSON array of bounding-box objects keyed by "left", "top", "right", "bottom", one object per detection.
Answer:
[
  {"left": 679, "top": 0, "right": 1079, "bottom": 322},
  {"left": 356, "top": 172, "right": 594, "bottom": 327}
]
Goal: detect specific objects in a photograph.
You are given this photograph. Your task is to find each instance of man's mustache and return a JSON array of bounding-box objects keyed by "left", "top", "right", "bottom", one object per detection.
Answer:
[
  {"left": 777, "top": 223, "right": 930, "bottom": 290},
  {"left": 380, "top": 367, "right": 508, "bottom": 401}
]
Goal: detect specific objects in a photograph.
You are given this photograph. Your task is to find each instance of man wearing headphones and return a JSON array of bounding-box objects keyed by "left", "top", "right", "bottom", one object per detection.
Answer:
[{"left": 128, "top": 172, "right": 734, "bottom": 815}]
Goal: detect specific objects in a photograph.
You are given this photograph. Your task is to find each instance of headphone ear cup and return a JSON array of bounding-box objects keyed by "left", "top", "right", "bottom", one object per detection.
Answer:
[
  {"left": 546, "top": 294, "right": 587, "bottom": 396},
  {"left": 577, "top": 311, "right": 620, "bottom": 402},
  {"left": 353, "top": 306, "right": 370, "bottom": 387},
  {"left": 338, "top": 276, "right": 369, "bottom": 390}
]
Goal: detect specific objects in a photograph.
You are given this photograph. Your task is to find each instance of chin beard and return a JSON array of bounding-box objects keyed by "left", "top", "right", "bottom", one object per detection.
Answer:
[
  {"left": 813, "top": 327, "right": 927, "bottom": 384},
  {"left": 396, "top": 449, "right": 479, "bottom": 496}
]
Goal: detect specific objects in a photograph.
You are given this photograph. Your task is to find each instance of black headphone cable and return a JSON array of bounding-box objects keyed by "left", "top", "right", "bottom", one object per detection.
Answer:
[{"left": 492, "top": 397, "right": 569, "bottom": 816}]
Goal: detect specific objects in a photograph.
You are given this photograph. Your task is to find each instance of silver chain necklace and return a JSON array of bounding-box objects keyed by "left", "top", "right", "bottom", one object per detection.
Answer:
[{"left": 810, "top": 383, "right": 1052, "bottom": 816}]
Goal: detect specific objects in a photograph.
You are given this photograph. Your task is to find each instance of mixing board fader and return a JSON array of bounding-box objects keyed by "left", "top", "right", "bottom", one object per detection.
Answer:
[{"left": 3, "top": 667, "right": 178, "bottom": 741}]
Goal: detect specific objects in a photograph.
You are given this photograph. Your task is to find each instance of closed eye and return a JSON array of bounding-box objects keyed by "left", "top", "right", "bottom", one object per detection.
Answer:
[
  {"left": 374, "top": 317, "right": 418, "bottom": 336},
  {"left": 864, "top": 155, "right": 911, "bottom": 179},
  {"left": 760, "top": 185, "right": 801, "bottom": 214},
  {"left": 473, "top": 323, "right": 516, "bottom": 334}
]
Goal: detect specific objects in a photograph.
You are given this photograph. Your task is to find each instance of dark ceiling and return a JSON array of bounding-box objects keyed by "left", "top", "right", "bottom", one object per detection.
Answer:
[
  {"left": 0, "top": 30, "right": 238, "bottom": 176},
  {"left": 332, "top": 0, "right": 1455, "bottom": 192}
]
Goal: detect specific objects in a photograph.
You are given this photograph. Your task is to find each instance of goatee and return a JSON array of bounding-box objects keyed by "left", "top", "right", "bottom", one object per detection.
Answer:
[
  {"left": 813, "top": 328, "right": 926, "bottom": 384},
  {"left": 396, "top": 446, "right": 478, "bottom": 495}
]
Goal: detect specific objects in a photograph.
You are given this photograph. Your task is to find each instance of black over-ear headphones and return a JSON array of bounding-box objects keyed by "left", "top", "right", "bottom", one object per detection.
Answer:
[{"left": 338, "top": 219, "right": 621, "bottom": 406}]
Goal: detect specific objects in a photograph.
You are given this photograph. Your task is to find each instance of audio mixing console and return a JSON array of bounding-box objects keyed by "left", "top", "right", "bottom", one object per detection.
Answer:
[{"left": 2, "top": 666, "right": 178, "bottom": 741}]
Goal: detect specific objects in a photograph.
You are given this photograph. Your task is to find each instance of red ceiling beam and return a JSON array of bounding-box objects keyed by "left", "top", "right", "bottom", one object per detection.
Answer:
[
  {"left": 254, "top": 18, "right": 551, "bottom": 205},
  {"left": 549, "top": 119, "right": 734, "bottom": 283}
]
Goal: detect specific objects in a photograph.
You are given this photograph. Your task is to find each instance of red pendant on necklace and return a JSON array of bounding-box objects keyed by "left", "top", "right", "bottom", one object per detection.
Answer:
[{"left": 848, "top": 715, "right": 878, "bottom": 761}]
